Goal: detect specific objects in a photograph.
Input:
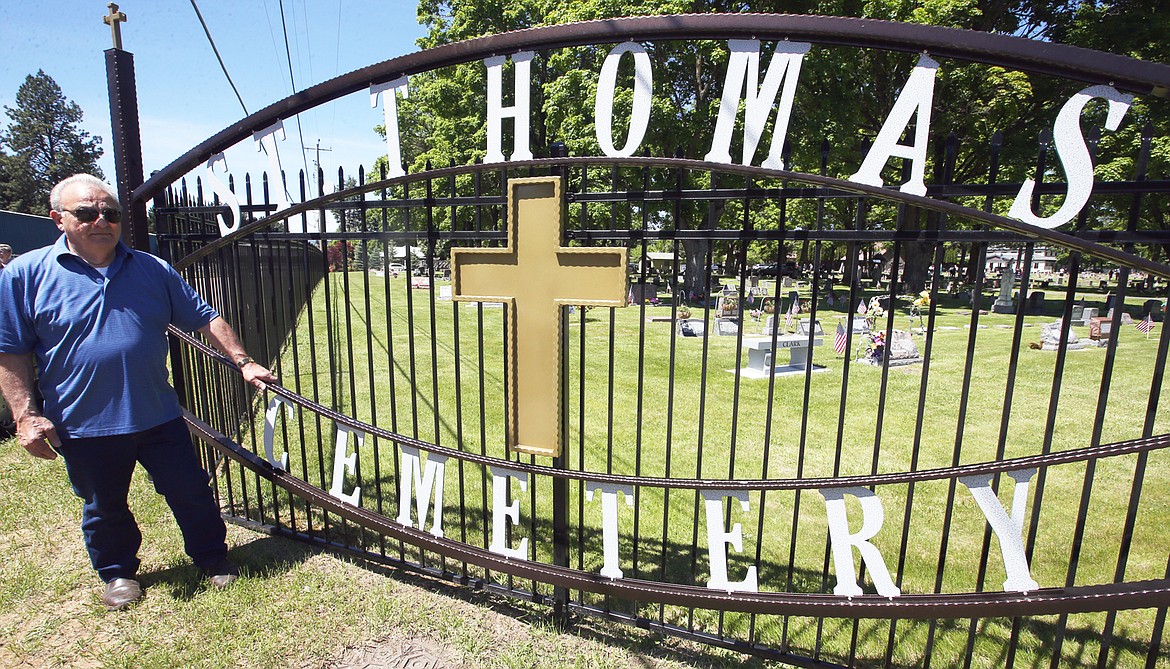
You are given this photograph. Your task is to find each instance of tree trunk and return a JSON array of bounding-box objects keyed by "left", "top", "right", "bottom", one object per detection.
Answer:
[{"left": 679, "top": 202, "right": 725, "bottom": 300}]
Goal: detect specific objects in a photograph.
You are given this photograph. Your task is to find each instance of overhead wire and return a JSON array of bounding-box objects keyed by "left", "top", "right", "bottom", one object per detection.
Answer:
[
  {"left": 188, "top": 0, "right": 249, "bottom": 116},
  {"left": 277, "top": 0, "right": 314, "bottom": 185}
]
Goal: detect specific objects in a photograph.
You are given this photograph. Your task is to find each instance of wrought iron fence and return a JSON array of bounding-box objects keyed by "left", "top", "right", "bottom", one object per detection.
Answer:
[
  {"left": 111, "top": 13, "right": 1170, "bottom": 668},
  {"left": 153, "top": 146, "right": 1170, "bottom": 667}
]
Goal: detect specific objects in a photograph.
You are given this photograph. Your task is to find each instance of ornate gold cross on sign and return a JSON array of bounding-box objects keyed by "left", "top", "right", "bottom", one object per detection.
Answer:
[{"left": 451, "top": 177, "right": 627, "bottom": 457}]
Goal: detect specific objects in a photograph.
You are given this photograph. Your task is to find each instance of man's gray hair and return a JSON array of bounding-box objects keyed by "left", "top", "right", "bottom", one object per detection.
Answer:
[{"left": 49, "top": 174, "right": 120, "bottom": 211}]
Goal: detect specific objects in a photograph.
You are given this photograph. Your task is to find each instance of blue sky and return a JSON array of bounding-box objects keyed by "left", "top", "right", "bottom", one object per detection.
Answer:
[{"left": 0, "top": 1, "right": 427, "bottom": 186}]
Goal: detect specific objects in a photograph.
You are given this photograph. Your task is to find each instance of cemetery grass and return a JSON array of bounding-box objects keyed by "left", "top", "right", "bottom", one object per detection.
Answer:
[
  {"left": 0, "top": 436, "right": 773, "bottom": 669},
  {"left": 233, "top": 272, "right": 1168, "bottom": 668}
]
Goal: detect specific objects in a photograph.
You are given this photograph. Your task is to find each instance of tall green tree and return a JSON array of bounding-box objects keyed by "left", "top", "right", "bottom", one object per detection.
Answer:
[
  {"left": 388, "top": 1, "right": 1155, "bottom": 292},
  {"left": 0, "top": 70, "right": 104, "bottom": 215}
]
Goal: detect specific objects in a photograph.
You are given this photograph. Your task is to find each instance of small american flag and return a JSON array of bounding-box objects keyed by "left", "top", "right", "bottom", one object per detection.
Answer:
[
  {"left": 857, "top": 299, "right": 868, "bottom": 316},
  {"left": 1135, "top": 314, "right": 1155, "bottom": 335},
  {"left": 834, "top": 322, "right": 849, "bottom": 355},
  {"left": 785, "top": 296, "right": 799, "bottom": 330}
]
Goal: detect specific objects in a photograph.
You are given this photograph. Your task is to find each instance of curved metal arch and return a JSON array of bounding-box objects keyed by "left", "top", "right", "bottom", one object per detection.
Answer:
[
  {"left": 171, "top": 156, "right": 1170, "bottom": 281},
  {"left": 183, "top": 408, "right": 1170, "bottom": 619},
  {"left": 136, "top": 13, "right": 1170, "bottom": 204}
]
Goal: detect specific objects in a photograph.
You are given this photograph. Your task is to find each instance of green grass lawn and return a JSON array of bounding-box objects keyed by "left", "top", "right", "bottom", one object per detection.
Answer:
[
  {"left": 3, "top": 271, "right": 1165, "bottom": 668},
  {"left": 209, "top": 271, "right": 1167, "bottom": 668},
  {"left": 0, "top": 435, "right": 768, "bottom": 668}
]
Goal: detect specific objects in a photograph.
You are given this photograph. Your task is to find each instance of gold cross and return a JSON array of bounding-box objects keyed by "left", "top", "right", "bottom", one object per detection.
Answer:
[
  {"left": 104, "top": 3, "right": 128, "bottom": 50},
  {"left": 451, "top": 177, "right": 628, "bottom": 457}
]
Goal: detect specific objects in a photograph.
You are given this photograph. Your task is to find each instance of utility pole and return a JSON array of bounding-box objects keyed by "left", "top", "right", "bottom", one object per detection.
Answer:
[{"left": 312, "top": 140, "right": 333, "bottom": 176}]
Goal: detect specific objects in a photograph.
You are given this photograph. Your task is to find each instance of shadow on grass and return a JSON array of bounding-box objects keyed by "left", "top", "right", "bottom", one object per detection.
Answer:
[{"left": 137, "top": 534, "right": 317, "bottom": 601}]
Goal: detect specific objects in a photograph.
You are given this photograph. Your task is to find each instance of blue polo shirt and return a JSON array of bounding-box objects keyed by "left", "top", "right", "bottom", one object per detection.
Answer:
[{"left": 0, "top": 236, "right": 218, "bottom": 438}]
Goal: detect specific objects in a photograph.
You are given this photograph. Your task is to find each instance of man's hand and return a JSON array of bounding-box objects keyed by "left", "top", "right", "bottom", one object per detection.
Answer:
[
  {"left": 17, "top": 414, "right": 60, "bottom": 460},
  {"left": 240, "top": 361, "right": 278, "bottom": 391}
]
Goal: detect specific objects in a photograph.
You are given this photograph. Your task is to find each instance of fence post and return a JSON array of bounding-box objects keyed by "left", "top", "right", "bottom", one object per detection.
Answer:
[
  {"left": 549, "top": 141, "right": 571, "bottom": 628},
  {"left": 104, "top": 45, "right": 149, "bottom": 252}
]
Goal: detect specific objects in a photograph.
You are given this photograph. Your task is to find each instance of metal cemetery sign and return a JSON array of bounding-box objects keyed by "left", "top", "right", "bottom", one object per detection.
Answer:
[{"left": 114, "top": 14, "right": 1170, "bottom": 668}]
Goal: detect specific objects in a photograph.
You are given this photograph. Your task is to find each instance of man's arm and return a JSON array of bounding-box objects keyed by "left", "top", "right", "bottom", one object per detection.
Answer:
[
  {"left": 197, "top": 317, "right": 278, "bottom": 390},
  {"left": 0, "top": 352, "right": 59, "bottom": 460}
]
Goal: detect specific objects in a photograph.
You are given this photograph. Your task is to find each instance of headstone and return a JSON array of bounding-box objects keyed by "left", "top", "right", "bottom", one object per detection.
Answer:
[
  {"left": 1070, "top": 304, "right": 1084, "bottom": 324},
  {"left": 884, "top": 330, "right": 922, "bottom": 366},
  {"left": 1040, "top": 320, "right": 1085, "bottom": 351},
  {"left": 1027, "top": 291, "right": 1045, "bottom": 315},
  {"left": 787, "top": 290, "right": 800, "bottom": 307},
  {"left": 438, "top": 285, "right": 453, "bottom": 300},
  {"left": 678, "top": 318, "right": 705, "bottom": 337},
  {"left": 629, "top": 281, "right": 657, "bottom": 304},
  {"left": 1121, "top": 312, "right": 1134, "bottom": 325},
  {"left": 782, "top": 276, "right": 794, "bottom": 288},
  {"left": 1078, "top": 307, "right": 1098, "bottom": 326},
  {"left": 1089, "top": 316, "right": 1112, "bottom": 340},
  {"left": 851, "top": 317, "right": 871, "bottom": 334},
  {"left": 992, "top": 266, "right": 1015, "bottom": 313},
  {"left": 1099, "top": 280, "right": 1108, "bottom": 290},
  {"left": 716, "top": 318, "right": 739, "bottom": 336},
  {"left": 797, "top": 319, "right": 824, "bottom": 337},
  {"left": 1143, "top": 298, "right": 1164, "bottom": 322},
  {"left": 761, "top": 314, "right": 779, "bottom": 335}
]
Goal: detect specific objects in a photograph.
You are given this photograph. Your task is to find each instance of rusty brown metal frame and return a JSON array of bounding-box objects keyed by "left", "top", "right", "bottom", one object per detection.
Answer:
[{"left": 134, "top": 13, "right": 1170, "bottom": 208}]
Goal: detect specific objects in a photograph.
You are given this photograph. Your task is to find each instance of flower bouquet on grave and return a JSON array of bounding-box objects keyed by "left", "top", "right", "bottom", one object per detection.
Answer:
[
  {"left": 908, "top": 290, "right": 930, "bottom": 332},
  {"left": 677, "top": 305, "right": 692, "bottom": 319},
  {"left": 868, "top": 329, "right": 886, "bottom": 363}
]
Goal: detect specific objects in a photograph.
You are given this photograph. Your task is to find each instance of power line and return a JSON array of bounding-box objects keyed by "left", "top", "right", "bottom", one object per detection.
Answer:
[
  {"left": 278, "top": 0, "right": 313, "bottom": 184},
  {"left": 188, "top": 0, "right": 249, "bottom": 116}
]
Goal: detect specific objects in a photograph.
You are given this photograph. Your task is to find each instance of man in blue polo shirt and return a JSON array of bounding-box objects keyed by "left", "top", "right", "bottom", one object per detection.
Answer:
[{"left": 0, "top": 174, "right": 277, "bottom": 610}]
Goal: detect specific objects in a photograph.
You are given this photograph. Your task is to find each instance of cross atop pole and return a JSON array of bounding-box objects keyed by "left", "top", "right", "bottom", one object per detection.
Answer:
[
  {"left": 104, "top": 3, "right": 128, "bottom": 50},
  {"left": 451, "top": 177, "right": 628, "bottom": 457}
]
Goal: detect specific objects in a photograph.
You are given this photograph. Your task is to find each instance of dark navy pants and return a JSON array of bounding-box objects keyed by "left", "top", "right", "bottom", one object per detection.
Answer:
[{"left": 58, "top": 417, "right": 228, "bottom": 583}]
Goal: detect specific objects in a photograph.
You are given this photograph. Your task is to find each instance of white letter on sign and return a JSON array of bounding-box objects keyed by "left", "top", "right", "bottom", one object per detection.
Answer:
[
  {"left": 397, "top": 445, "right": 448, "bottom": 538},
  {"left": 252, "top": 120, "right": 293, "bottom": 220},
  {"left": 849, "top": 54, "right": 939, "bottom": 197},
  {"left": 705, "top": 40, "right": 809, "bottom": 170},
  {"left": 703, "top": 490, "right": 758, "bottom": 592},
  {"left": 1008, "top": 85, "right": 1132, "bottom": 229},
  {"left": 484, "top": 52, "right": 534, "bottom": 163},
  {"left": 328, "top": 426, "right": 363, "bottom": 506},
  {"left": 821, "top": 487, "right": 900, "bottom": 597},
  {"left": 595, "top": 42, "right": 653, "bottom": 158},
  {"left": 204, "top": 153, "right": 242, "bottom": 238},
  {"left": 371, "top": 77, "right": 410, "bottom": 178},
  {"left": 960, "top": 469, "right": 1040, "bottom": 592},
  {"left": 262, "top": 396, "right": 294, "bottom": 471},
  {"left": 489, "top": 466, "right": 529, "bottom": 559},
  {"left": 586, "top": 482, "right": 634, "bottom": 579}
]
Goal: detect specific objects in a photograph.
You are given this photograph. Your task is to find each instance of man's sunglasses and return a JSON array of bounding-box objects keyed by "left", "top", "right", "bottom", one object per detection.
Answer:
[{"left": 61, "top": 207, "right": 121, "bottom": 224}]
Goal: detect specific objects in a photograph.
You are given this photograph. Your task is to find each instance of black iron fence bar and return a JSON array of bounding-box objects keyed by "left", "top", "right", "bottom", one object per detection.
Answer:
[
  {"left": 166, "top": 158, "right": 1170, "bottom": 281},
  {"left": 170, "top": 330, "right": 1170, "bottom": 492},
  {"left": 156, "top": 226, "right": 1170, "bottom": 252},
  {"left": 181, "top": 407, "right": 1170, "bottom": 620},
  {"left": 156, "top": 177, "right": 1170, "bottom": 226},
  {"left": 135, "top": 13, "right": 1170, "bottom": 205}
]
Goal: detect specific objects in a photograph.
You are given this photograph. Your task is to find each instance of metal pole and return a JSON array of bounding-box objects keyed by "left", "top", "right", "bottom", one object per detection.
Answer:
[
  {"left": 550, "top": 141, "right": 571, "bottom": 628},
  {"left": 105, "top": 46, "right": 149, "bottom": 251}
]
